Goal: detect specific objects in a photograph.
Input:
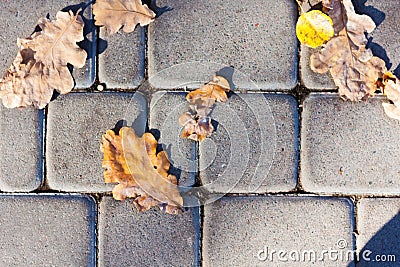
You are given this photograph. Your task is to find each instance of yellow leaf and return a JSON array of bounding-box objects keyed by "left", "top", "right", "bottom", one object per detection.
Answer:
[{"left": 296, "top": 10, "right": 334, "bottom": 48}]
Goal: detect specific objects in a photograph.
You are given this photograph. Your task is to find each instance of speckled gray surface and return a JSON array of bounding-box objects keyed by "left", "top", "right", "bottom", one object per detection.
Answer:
[
  {"left": 357, "top": 198, "right": 400, "bottom": 266},
  {"left": 148, "top": 0, "right": 298, "bottom": 90},
  {"left": 99, "top": 27, "right": 145, "bottom": 89},
  {"left": 149, "top": 92, "right": 197, "bottom": 189},
  {"left": 199, "top": 93, "right": 299, "bottom": 193},
  {"left": 0, "top": 0, "right": 96, "bottom": 89},
  {"left": 0, "top": 194, "right": 96, "bottom": 266},
  {"left": 46, "top": 92, "right": 147, "bottom": 192},
  {"left": 0, "top": 106, "right": 42, "bottom": 192},
  {"left": 98, "top": 196, "right": 200, "bottom": 267},
  {"left": 301, "top": 0, "right": 400, "bottom": 89},
  {"left": 301, "top": 94, "right": 400, "bottom": 194},
  {"left": 203, "top": 196, "right": 354, "bottom": 267}
]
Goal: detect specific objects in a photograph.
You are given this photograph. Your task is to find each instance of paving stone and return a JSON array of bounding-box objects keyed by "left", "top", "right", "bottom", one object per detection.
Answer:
[
  {"left": 149, "top": 92, "right": 197, "bottom": 193},
  {"left": 0, "top": 106, "right": 43, "bottom": 192},
  {"left": 47, "top": 92, "right": 147, "bottom": 192},
  {"left": 148, "top": 0, "right": 298, "bottom": 90},
  {"left": 356, "top": 198, "right": 400, "bottom": 266},
  {"left": 300, "top": 46, "right": 336, "bottom": 90},
  {"left": 203, "top": 196, "right": 355, "bottom": 267},
  {"left": 301, "top": 0, "right": 400, "bottom": 89},
  {"left": 98, "top": 196, "right": 200, "bottom": 267},
  {"left": 301, "top": 94, "right": 400, "bottom": 194},
  {"left": 0, "top": 0, "right": 96, "bottom": 89},
  {"left": 0, "top": 194, "right": 96, "bottom": 266},
  {"left": 199, "top": 93, "right": 299, "bottom": 194},
  {"left": 98, "top": 27, "right": 145, "bottom": 89}
]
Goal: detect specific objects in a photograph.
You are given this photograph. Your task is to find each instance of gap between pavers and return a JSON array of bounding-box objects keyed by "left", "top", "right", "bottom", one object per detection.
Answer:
[
  {"left": 46, "top": 92, "right": 147, "bottom": 192},
  {"left": 0, "top": 106, "right": 43, "bottom": 192},
  {"left": 98, "top": 196, "right": 200, "bottom": 267},
  {"left": 301, "top": 93, "right": 400, "bottom": 194},
  {"left": 0, "top": 0, "right": 96, "bottom": 89},
  {"left": 0, "top": 193, "right": 96, "bottom": 266},
  {"left": 356, "top": 198, "right": 400, "bottom": 267},
  {"left": 203, "top": 195, "right": 355, "bottom": 267},
  {"left": 148, "top": 0, "right": 298, "bottom": 90}
]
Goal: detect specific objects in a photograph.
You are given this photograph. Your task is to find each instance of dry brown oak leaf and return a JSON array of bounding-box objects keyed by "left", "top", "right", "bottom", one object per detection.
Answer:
[
  {"left": 101, "top": 127, "right": 183, "bottom": 214},
  {"left": 93, "top": 0, "right": 156, "bottom": 35},
  {"left": 377, "top": 72, "right": 400, "bottom": 121},
  {"left": 0, "top": 10, "right": 87, "bottom": 109},
  {"left": 310, "top": 0, "right": 386, "bottom": 101},
  {"left": 179, "top": 76, "right": 230, "bottom": 142}
]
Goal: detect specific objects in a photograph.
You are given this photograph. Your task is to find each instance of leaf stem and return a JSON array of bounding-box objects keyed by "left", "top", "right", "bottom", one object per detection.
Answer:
[{"left": 295, "top": 0, "right": 305, "bottom": 14}]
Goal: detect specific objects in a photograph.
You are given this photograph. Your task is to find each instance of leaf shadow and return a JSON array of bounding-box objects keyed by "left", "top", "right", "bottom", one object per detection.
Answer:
[
  {"left": 62, "top": 2, "right": 107, "bottom": 59},
  {"left": 144, "top": 0, "right": 173, "bottom": 18},
  {"left": 394, "top": 64, "right": 400, "bottom": 79},
  {"left": 352, "top": 1, "right": 392, "bottom": 70},
  {"left": 347, "top": 212, "right": 400, "bottom": 267},
  {"left": 148, "top": 128, "right": 183, "bottom": 183}
]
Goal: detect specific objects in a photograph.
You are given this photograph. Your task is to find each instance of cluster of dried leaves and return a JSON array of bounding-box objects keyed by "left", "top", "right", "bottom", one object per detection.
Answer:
[
  {"left": 179, "top": 76, "right": 230, "bottom": 141},
  {"left": 297, "top": 0, "right": 400, "bottom": 120},
  {"left": 0, "top": 0, "right": 156, "bottom": 109}
]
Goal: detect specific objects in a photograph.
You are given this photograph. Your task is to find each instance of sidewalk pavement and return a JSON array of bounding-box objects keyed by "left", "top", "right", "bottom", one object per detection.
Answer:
[{"left": 0, "top": 0, "right": 399, "bottom": 266}]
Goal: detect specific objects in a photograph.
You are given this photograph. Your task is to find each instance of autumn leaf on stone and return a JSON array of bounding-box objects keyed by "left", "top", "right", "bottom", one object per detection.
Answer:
[
  {"left": 0, "top": 10, "right": 87, "bottom": 109},
  {"left": 377, "top": 72, "right": 400, "bottom": 121},
  {"left": 296, "top": 10, "right": 334, "bottom": 48},
  {"left": 179, "top": 76, "right": 230, "bottom": 142},
  {"left": 100, "top": 127, "right": 183, "bottom": 214},
  {"left": 310, "top": 0, "right": 387, "bottom": 101},
  {"left": 93, "top": 0, "right": 156, "bottom": 35}
]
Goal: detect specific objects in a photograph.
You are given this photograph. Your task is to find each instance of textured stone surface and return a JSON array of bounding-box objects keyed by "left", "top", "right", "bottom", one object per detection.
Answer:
[
  {"left": 0, "top": 194, "right": 96, "bottom": 266},
  {"left": 148, "top": 0, "right": 298, "bottom": 90},
  {"left": 301, "top": 0, "right": 400, "bottom": 89},
  {"left": 203, "top": 196, "right": 354, "bottom": 266},
  {"left": 98, "top": 196, "right": 200, "bottom": 267},
  {"left": 149, "top": 92, "right": 197, "bottom": 192},
  {"left": 199, "top": 94, "right": 298, "bottom": 194},
  {"left": 300, "top": 46, "right": 336, "bottom": 90},
  {"left": 357, "top": 198, "right": 400, "bottom": 266},
  {"left": 301, "top": 94, "right": 400, "bottom": 194},
  {"left": 98, "top": 27, "right": 145, "bottom": 89},
  {"left": 0, "top": 0, "right": 96, "bottom": 89},
  {"left": 0, "top": 106, "right": 43, "bottom": 192},
  {"left": 47, "top": 92, "right": 147, "bottom": 192}
]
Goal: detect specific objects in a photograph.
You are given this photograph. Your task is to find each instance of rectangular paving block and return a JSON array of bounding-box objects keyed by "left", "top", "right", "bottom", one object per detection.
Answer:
[
  {"left": 47, "top": 92, "right": 147, "bottom": 192},
  {"left": 149, "top": 92, "right": 197, "bottom": 191},
  {"left": 203, "top": 196, "right": 355, "bottom": 267},
  {"left": 200, "top": 93, "right": 299, "bottom": 194},
  {"left": 98, "top": 27, "right": 145, "bottom": 89},
  {"left": 0, "top": 106, "right": 43, "bottom": 192},
  {"left": 301, "top": 94, "right": 400, "bottom": 194},
  {"left": 301, "top": 0, "right": 400, "bottom": 89},
  {"left": 98, "top": 196, "right": 200, "bottom": 267},
  {"left": 356, "top": 198, "right": 400, "bottom": 266},
  {"left": 0, "top": 0, "right": 96, "bottom": 89},
  {"left": 148, "top": 0, "right": 298, "bottom": 90},
  {"left": 0, "top": 194, "right": 96, "bottom": 266}
]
